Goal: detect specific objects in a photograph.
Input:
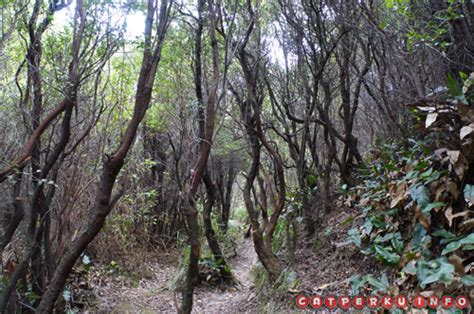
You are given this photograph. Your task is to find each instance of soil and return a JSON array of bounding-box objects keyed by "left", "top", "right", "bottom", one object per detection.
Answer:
[
  {"left": 88, "top": 207, "right": 385, "bottom": 313},
  {"left": 90, "top": 237, "right": 259, "bottom": 313}
]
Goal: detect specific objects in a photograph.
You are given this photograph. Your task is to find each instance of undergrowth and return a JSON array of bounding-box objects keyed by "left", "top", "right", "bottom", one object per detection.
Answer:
[{"left": 341, "top": 90, "right": 474, "bottom": 310}]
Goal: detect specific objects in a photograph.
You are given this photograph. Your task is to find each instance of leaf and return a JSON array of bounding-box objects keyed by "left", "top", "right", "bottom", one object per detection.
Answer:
[
  {"left": 423, "top": 170, "right": 441, "bottom": 184},
  {"left": 432, "top": 229, "right": 456, "bottom": 239},
  {"left": 348, "top": 228, "right": 361, "bottom": 248},
  {"left": 350, "top": 275, "right": 367, "bottom": 294},
  {"left": 403, "top": 261, "right": 417, "bottom": 275},
  {"left": 63, "top": 289, "right": 71, "bottom": 302},
  {"left": 374, "top": 245, "right": 400, "bottom": 265},
  {"left": 410, "top": 184, "right": 430, "bottom": 207},
  {"left": 460, "top": 219, "right": 474, "bottom": 232},
  {"left": 413, "top": 223, "right": 431, "bottom": 251},
  {"left": 448, "top": 254, "right": 465, "bottom": 275},
  {"left": 422, "top": 202, "right": 446, "bottom": 213},
  {"left": 459, "top": 233, "right": 474, "bottom": 245},
  {"left": 441, "top": 241, "right": 462, "bottom": 255},
  {"left": 445, "top": 207, "right": 469, "bottom": 227},
  {"left": 385, "top": 0, "right": 394, "bottom": 9},
  {"left": 416, "top": 207, "right": 430, "bottom": 230},
  {"left": 447, "top": 73, "right": 462, "bottom": 96},
  {"left": 375, "top": 232, "right": 395, "bottom": 244},
  {"left": 390, "top": 182, "right": 408, "bottom": 208},
  {"left": 366, "top": 274, "right": 389, "bottom": 292},
  {"left": 418, "top": 258, "right": 455, "bottom": 288},
  {"left": 458, "top": 103, "right": 474, "bottom": 124},
  {"left": 461, "top": 275, "right": 474, "bottom": 286},
  {"left": 447, "top": 150, "right": 468, "bottom": 179},
  {"left": 446, "top": 180, "right": 459, "bottom": 199},
  {"left": 460, "top": 125, "right": 474, "bottom": 140},
  {"left": 391, "top": 232, "right": 404, "bottom": 253},
  {"left": 464, "top": 184, "right": 474, "bottom": 203},
  {"left": 364, "top": 219, "right": 373, "bottom": 236},
  {"left": 340, "top": 216, "right": 354, "bottom": 226},
  {"left": 425, "top": 112, "right": 438, "bottom": 128}
]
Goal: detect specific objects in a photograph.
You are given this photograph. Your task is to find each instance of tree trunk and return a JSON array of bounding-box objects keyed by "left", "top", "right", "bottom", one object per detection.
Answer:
[
  {"left": 34, "top": 0, "right": 171, "bottom": 311},
  {"left": 202, "top": 172, "right": 233, "bottom": 282}
]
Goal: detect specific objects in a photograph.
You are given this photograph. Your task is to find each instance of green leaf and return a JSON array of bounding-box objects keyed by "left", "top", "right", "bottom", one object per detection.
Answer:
[
  {"left": 461, "top": 275, "right": 474, "bottom": 286},
  {"left": 413, "top": 223, "right": 431, "bottom": 251},
  {"left": 375, "top": 232, "right": 395, "bottom": 244},
  {"left": 432, "top": 229, "right": 456, "bottom": 239},
  {"left": 391, "top": 232, "right": 404, "bottom": 253},
  {"left": 374, "top": 245, "right": 400, "bottom": 264},
  {"left": 441, "top": 241, "right": 462, "bottom": 255},
  {"left": 340, "top": 216, "right": 354, "bottom": 226},
  {"left": 459, "top": 233, "right": 474, "bottom": 245},
  {"left": 385, "top": 0, "right": 394, "bottom": 9},
  {"left": 417, "top": 258, "right": 454, "bottom": 288},
  {"left": 403, "top": 261, "right": 417, "bottom": 275},
  {"left": 423, "top": 170, "right": 441, "bottom": 184},
  {"left": 447, "top": 73, "right": 462, "bottom": 97},
  {"left": 63, "top": 289, "right": 71, "bottom": 302},
  {"left": 364, "top": 219, "right": 373, "bottom": 236},
  {"left": 422, "top": 202, "right": 446, "bottom": 213},
  {"left": 350, "top": 275, "right": 367, "bottom": 295},
  {"left": 410, "top": 184, "right": 430, "bottom": 207},
  {"left": 348, "top": 228, "right": 361, "bottom": 247},
  {"left": 366, "top": 274, "right": 389, "bottom": 292},
  {"left": 464, "top": 184, "right": 474, "bottom": 203}
]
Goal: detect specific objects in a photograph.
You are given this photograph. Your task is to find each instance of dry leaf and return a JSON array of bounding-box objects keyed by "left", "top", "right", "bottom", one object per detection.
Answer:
[
  {"left": 448, "top": 254, "right": 466, "bottom": 275},
  {"left": 415, "top": 206, "right": 430, "bottom": 229},
  {"left": 458, "top": 103, "right": 474, "bottom": 124},
  {"left": 434, "top": 148, "right": 448, "bottom": 157},
  {"left": 460, "top": 124, "right": 474, "bottom": 140},
  {"left": 445, "top": 207, "right": 469, "bottom": 227},
  {"left": 446, "top": 180, "right": 460, "bottom": 199},
  {"left": 447, "top": 150, "right": 468, "bottom": 179},
  {"left": 360, "top": 197, "right": 370, "bottom": 206},
  {"left": 435, "top": 185, "right": 446, "bottom": 203},
  {"left": 460, "top": 219, "right": 474, "bottom": 232},
  {"left": 390, "top": 182, "right": 408, "bottom": 208},
  {"left": 420, "top": 290, "right": 435, "bottom": 297},
  {"left": 425, "top": 112, "right": 438, "bottom": 128}
]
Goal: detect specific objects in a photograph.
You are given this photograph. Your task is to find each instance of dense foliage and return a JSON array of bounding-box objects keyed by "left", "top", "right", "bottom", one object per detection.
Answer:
[{"left": 0, "top": 0, "right": 472, "bottom": 312}]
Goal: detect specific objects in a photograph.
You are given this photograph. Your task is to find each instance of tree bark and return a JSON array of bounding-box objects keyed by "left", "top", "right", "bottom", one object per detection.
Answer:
[{"left": 35, "top": 1, "right": 171, "bottom": 311}]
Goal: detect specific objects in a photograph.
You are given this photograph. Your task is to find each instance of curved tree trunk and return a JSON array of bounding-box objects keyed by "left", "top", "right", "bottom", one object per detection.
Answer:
[
  {"left": 34, "top": 0, "right": 172, "bottom": 311},
  {"left": 202, "top": 172, "right": 233, "bottom": 282}
]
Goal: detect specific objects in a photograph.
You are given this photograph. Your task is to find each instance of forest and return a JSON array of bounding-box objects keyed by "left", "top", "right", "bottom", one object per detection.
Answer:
[{"left": 0, "top": 0, "right": 473, "bottom": 313}]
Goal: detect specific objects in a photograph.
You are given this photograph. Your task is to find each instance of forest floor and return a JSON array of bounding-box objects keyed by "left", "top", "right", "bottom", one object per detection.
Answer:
[
  {"left": 91, "top": 236, "right": 259, "bottom": 313},
  {"left": 88, "top": 206, "right": 383, "bottom": 313}
]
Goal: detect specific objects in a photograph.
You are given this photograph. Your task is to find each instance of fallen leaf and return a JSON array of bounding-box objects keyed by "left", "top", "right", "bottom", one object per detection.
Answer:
[
  {"left": 425, "top": 112, "right": 438, "bottom": 128},
  {"left": 447, "top": 150, "right": 468, "bottom": 179},
  {"left": 445, "top": 207, "right": 470, "bottom": 227},
  {"left": 460, "top": 219, "right": 474, "bottom": 232},
  {"left": 360, "top": 197, "right": 370, "bottom": 206},
  {"left": 458, "top": 104, "right": 474, "bottom": 124},
  {"left": 390, "top": 182, "right": 408, "bottom": 208},
  {"left": 448, "top": 255, "right": 466, "bottom": 275},
  {"left": 446, "top": 180, "right": 460, "bottom": 199},
  {"left": 460, "top": 124, "right": 474, "bottom": 140},
  {"left": 435, "top": 185, "right": 446, "bottom": 203},
  {"left": 415, "top": 206, "right": 430, "bottom": 229}
]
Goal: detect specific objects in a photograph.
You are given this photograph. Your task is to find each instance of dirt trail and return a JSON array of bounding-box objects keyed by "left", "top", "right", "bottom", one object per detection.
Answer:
[
  {"left": 93, "top": 237, "right": 258, "bottom": 313},
  {"left": 192, "top": 237, "right": 258, "bottom": 313}
]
